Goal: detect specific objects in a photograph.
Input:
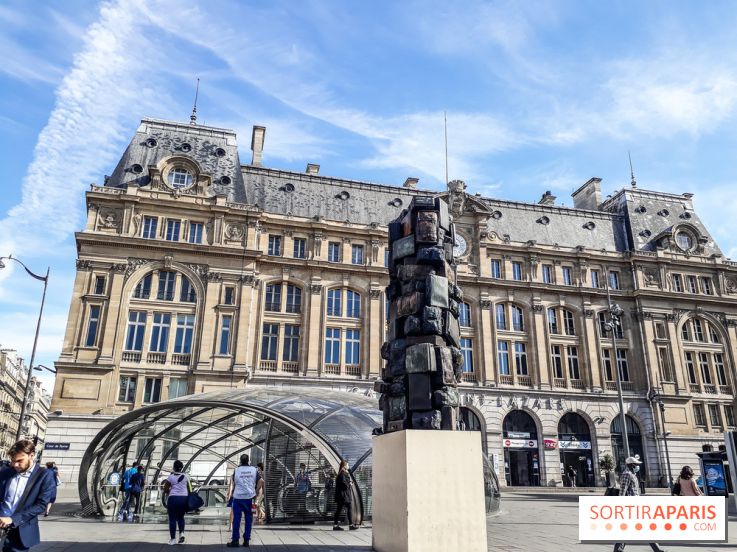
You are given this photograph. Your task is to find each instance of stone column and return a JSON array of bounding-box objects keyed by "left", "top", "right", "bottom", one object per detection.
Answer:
[
  {"left": 305, "top": 283, "right": 324, "bottom": 377},
  {"left": 368, "top": 287, "right": 383, "bottom": 378},
  {"left": 532, "top": 304, "right": 551, "bottom": 389}
]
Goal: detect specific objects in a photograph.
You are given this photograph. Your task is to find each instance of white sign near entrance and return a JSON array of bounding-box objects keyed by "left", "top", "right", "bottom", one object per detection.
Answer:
[
  {"left": 559, "top": 440, "right": 591, "bottom": 450},
  {"left": 503, "top": 438, "right": 537, "bottom": 448}
]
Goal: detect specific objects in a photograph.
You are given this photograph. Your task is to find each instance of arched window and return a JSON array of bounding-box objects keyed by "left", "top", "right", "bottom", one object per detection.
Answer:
[
  {"left": 180, "top": 277, "right": 196, "bottom": 303},
  {"left": 511, "top": 305, "right": 524, "bottom": 332},
  {"left": 265, "top": 283, "right": 282, "bottom": 312},
  {"left": 610, "top": 415, "right": 645, "bottom": 476},
  {"left": 459, "top": 302, "right": 472, "bottom": 327},
  {"left": 167, "top": 167, "right": 193, "bottom": 189},
  {"left": 558, "top": 413, "right": 594, "bottom": 487},
  {"left": 548, "top": 307, "right": 575, "bottom": 336},
  {"left": 327, "top": 289, "right": 342, "bottom": 316},
  {"left": 130, "top": 270, "right": 196, "bottom": 304},
  {"left": 286, "top": 284, "right": 302, "bottom": 313},
  {"left": 346, "top": 290, "right": 361, "bottom": 318}
]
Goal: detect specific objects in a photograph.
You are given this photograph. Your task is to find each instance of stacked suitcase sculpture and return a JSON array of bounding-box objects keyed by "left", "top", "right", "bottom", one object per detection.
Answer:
[{"left": 375, "top": 196, "right": 464, "bottom": 432}]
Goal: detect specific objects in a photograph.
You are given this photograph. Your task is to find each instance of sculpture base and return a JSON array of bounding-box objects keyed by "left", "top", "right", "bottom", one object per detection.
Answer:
[{"left": 371, "top": 430, "right": 487, "bottom": 552}]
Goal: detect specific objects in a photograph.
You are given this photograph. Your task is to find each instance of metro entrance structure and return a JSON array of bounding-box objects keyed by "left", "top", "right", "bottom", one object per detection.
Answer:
[{"left": 79, "top": 387, "right": 500, "bottom": 523}]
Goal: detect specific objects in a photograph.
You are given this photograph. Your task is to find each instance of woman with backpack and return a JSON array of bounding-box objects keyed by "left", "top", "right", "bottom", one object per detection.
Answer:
[
  {"left": 162, "top": 460, "right": 190, "bottom": 545},
  {"left": 674, "top": 465, "right": 702, "bottom": 496}
]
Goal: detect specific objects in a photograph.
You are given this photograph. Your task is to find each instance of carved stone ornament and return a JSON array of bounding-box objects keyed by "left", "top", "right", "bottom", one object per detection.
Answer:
[
  {"left": 725, "top": 278, "right": 737, "bottom": 294},
  {"left": 311, "top": 284, "right": 323, "bottom": 294},
  {"left": 448, "top": 179, "right": 467, "bottom": 218},
  {"left": 76, "top": 259, "right": 92, "bottom": 270},
  {"left": 727, "top": 319, "right": 737, "bottom": 327},
  {"left": 125, "top": 258, "right": 150, "bottom": 279},
  {"left": 643, "top": 268, "right": 660, "bottom": 287},
  {"left": 312, "top": 233, "right": 324, "bottom": 243},
  {"left": 480, "top": 299, "right": 493, "bottom": 309},
  {"left": 532, "top": 304, "right": 544, "bottom": 313},
  {"left": 225, "top": 223, "right": 245, "bottom": 241},
  {"left": 371, "top": 239, "right": 381, "bottom": 251},
  {"left": 163, "top": 254, "right": 174, "bottom": 269},
  {"left": 186, "top": 263, "right": 209, "bottom": 278},
  {"left": 665, "top": 313, "right": 676, "bottom": 322},
  {"left": 111, "top": 263, "right": 127, "bottom": 273},
  {"left": 584, "top": 309, "right": 594, "bottom": 318},
  {"left": 239, "top": 274, "right": 255, "bottom": 286},
  {"left": 206, "top": 272, "right": 223, "bottom": 282},
  {"left": 369, "top": 289, "right": 382, "bottom": 299},
  {"left": 672, "top": 309, "right": 688, "bottom": 323},
  {"left": 97, "top": 207, "right": 122, "bottom": 230}
]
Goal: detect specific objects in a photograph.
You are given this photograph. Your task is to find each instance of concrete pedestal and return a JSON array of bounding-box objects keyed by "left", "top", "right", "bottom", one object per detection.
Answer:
[{"left": 372, "top": 430, "right": 487, "bottom": 552}]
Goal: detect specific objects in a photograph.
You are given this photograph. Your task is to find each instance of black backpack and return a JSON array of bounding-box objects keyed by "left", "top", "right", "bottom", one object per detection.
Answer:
[{"left": 671, "top": 481, "right": 681, "bottom": 496}]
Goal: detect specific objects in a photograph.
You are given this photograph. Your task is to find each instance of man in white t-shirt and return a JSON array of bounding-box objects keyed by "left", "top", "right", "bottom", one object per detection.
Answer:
[{"left": 227, "top": 454, "right": 261, "bottom": 548}]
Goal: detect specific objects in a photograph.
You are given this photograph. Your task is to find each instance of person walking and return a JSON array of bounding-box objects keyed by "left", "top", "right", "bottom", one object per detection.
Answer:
[
  {"left": 294, "top": 463, "right": 311, "bottom": 518},
  {"left": 566, "top": 465, "right": 577, "bottom": 488},
  {"left": 612, "top": 457, "right": 665, "bottom": 552},
  {"left": 162, "top": 460, "right": 189, "bottom": 545},
  {"left": 118, "top": 464, "right": 138, "bottom": 521},
  {"left": 675, "top": 466, "right": 702, "bottom": 496},
  {"left": 265, "top": 460, "right": 282, "bottom": 523},
  {"left": 254, "top": 463, "right": 265, "bottom": 524},
  {"left": 226, "top": 454, "right": 261, "bottom": 548},
  {"left": 43, "top": 462, "right": 60, "bottom": 517},
  {"left": 332, "top": 460, "right": 358, "bottom": 531},
  {"left": 0, "top": 439, "right": 57, "bottom": 552},
  {"left": 129, "top": 464, "right": 145, "bottom": 518}
]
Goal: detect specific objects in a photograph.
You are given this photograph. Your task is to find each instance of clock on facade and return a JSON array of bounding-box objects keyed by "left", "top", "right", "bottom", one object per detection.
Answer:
[{"left": 453, "top": 233, "right": 468, "bottom": 257}]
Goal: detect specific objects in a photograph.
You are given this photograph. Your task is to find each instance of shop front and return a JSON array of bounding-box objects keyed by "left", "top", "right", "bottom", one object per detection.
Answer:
[
  {"left": 610, "top": 414, "right": 647, "bottom": 482},
  {"left": 558, "top": 412, "right": 595, "bottom": 487},
  {"left": 503, "top": 410, "right": 540, "bottom": 486}
]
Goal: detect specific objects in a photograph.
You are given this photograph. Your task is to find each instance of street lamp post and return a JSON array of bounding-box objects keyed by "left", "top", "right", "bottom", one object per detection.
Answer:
[
  {"left": 604, "top": 269, "right": 631, "bottom": 467},
  {"left": 649, "top": 391, "right": 674, "bottom": 490},
  {"left": 0, "top": 255, "right": 49, "bottom": 442}
]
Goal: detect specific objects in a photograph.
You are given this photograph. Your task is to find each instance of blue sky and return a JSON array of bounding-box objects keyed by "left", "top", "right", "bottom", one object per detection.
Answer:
[{"left": 3, "top": 0, "right": 737, "bottom": 391}]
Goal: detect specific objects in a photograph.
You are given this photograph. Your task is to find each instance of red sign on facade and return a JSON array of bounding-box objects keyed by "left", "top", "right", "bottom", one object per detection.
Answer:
[{"left": 544, "top": 439, "right": 558, "bottom": 449}]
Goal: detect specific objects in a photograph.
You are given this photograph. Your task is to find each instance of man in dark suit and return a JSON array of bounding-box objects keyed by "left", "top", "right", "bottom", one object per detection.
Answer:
[{"left": 0, "top": 440, "right": 56, "bottom": 552}]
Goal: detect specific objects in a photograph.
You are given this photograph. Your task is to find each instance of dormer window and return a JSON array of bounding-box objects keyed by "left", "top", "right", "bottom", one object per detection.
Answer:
[
  {"left": 168, "top": 167, "right": 193, "bottom": 189},
  {"left": 676, "top": 231, "right": 694, "bottom": 251}
]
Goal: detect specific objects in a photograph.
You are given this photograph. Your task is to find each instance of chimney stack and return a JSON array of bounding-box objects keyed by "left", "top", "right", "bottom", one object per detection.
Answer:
[
  {"left": 571, "top": 178, "right": 603, "bottom": 211},
  {"left": 538, "top": 190, "right": 556, "bottom": 206},
  {"left": 306, "top": 163, "right": 320, "bottom": 175},
  {"left": 250, "top": 125, "right": 266, "bottom": 166},
  {"left": 403, "top": 177, "right": 419, "bottom": 189}
]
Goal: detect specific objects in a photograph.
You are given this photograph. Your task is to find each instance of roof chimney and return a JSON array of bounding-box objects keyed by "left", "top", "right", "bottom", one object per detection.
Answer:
[
  {"left": 306, "top": 163, "right": 320, "bottom": 175},
  {"left": 571, "top": 178, "right": 603, "bottom": 211},
  {"left": 250, "top": 125, "right": 266, "bottom": 166},
  {"left": 538, "top": 190, "right": 556, "bottom": 206},
  {"left": 403, "top": 177, "right": 419, "bottom": 189}
]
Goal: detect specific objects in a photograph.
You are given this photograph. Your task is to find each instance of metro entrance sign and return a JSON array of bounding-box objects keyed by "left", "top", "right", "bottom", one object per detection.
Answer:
[{"left": 503, "top": 438, "right": 537, "bottom": 448}]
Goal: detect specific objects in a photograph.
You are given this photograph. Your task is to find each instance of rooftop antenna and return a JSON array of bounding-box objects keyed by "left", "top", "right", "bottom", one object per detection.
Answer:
[
  {"left": 444, "top": 111, "right": 449, "bottom": 185},
  {"left": 628, "top": 150, "right": 637, "bottom": 188},
  {"left": 190, "top": 78, "right": 200, "bottom": 125}
]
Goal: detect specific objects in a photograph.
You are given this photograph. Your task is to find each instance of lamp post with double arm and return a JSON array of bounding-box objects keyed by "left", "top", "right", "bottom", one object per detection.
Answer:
[{"left": 0, "top": 255, "right": 50, "bottom": 442}]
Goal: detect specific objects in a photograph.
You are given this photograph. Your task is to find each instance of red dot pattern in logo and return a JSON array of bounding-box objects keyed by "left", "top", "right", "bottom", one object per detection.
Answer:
[
  {"left": 635, "top": 523, "right": 643, "bottom": 531},
  {"left": 680, "top": 523, "right": 687, "bottom": 531},
  {"left": 664, "top": 523, "right": 672, "bottom": 531},
  {"left": 649, "top": 523, "right": 657, "bottom": 530}
]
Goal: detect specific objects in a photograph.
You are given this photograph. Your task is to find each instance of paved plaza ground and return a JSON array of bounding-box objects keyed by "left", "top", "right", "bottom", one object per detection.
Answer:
[{"left": 37, "top": 493, "right": 737, "bottom": 552}]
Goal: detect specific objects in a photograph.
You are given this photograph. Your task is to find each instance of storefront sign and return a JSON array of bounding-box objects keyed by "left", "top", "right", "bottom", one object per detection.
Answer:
[
  {"left": 544, "top": 439, "right": 558, "bottom": 449},
  {"left": 44, "top": 442, "right": 70, "bottom": 451},
  {"left": 559, "top": 439, "right": 591, "bottom": 450},
  {"left": 507, "top": 431, "right": 530, "bottom": 439},
  {"left": 503, "top": 438, "right": 537, "bottom": 448}
]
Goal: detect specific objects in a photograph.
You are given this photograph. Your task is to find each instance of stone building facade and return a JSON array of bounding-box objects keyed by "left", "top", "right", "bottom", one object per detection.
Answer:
[{"left": 47, "top": 118, "right": 737, "bottom": 488}]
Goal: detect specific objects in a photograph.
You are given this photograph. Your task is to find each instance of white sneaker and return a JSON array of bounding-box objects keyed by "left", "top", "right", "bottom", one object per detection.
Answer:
[
  {"left": 168, "top": 539, "right": 177, "bottom": 545},
  {"left": 178, "top": 534, "right": 185, "bottom": 544}
]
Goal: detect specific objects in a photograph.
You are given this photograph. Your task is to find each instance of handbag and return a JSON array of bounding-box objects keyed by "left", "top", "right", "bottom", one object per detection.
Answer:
[{"left": 182, "top": 476, "right": 204, "bottom": 512}]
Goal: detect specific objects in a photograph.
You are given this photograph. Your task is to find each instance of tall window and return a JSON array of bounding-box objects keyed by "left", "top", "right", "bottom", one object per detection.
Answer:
[
  {"left": 286, "top": 285, "right": 302, "bottom": 313},
  {"left": 268, "top": 235, "right": 282, "bottom": 256},
  {"left": 563, "top": 309, "right": 575, "bottom": 336},
  {"left": 327, "top": 289, "right": 342, "bottom": 316},
  {"left": 346, "top": 290, "right": 361, "bottom": 318},
  {"left": 491, "top": 259, "right": 501, "bottom": 278},
  {"left": 328, "top": 241, "right": 341, "bottom": 262},
  {"left": 725, "top": 406, "right": 735, "bottom": 428},
  {"left": 219, "top": 315, "right": 232, "bottom": 355},
  {"left": 168, "top": 378, "right": 188, "bottom": 400},
  {"left": 261, "top": 323, "right": 279, "bottom": 360},
  {"left": 345, "top": 329, "right": 360, "bottom": 364},
  {"left": 118, "top": 376, "right": 137, "bottom": 403},
  {"left": 351, "top": 244, "right": 364, "bottom": 265},
  {"left": 617, "top": 349, "right": 630, "bottom": 381},
  {"left": 85, "top": 305, "right": 101, "bottom": 347},
  {"left": 702, "top": 277, "right": 713, "bottom": 295},
  {"left": 609, "top": 270, "right": 620, "bottom": 290},
  {"left": 461, "top": 338, "right": 474, "bottom": 373},
  {"left": 174, "top": 315, "right": 194, "bottom": 354},
  {"left": 591, "top": 269, "right": 600, "bottom": 288},
  {"left": 512, "top": 261, "right": 523, "bottom": 281},
  {"left": 223, "top": 286, "right": 235, "bottom": 305},
  {"left": 497, "top": 341, "right": 509, "bottom": 375},
  {"left": 189, "top": 222, "right": 203, "bottom": 244},
  {"left": 180, "top": 277, "right": 196, "bottom": 303},
  {"left": 157, "top": 271, "right": 176, "bottom": 301},
  {"left": 709, "top": 324, "right": 720, "bottom": 344},
  {"left": 542, "top": 265, "right": 553, "bottom": 284},
  {"left": 672, "top": 274, "right": 683, "bottom": 292},
  {"left": 293, "top": 237, "right": 306, "bottom": 259},
  {"left": 514, "top": 342, "right": 528, "bottom": 375},
  {"left": 511, "top": 305, "right": 524, "bottom": 332},
  {"left": 547, "top": 308, "right": 558, "bottom": 334},
  {"left": 94, "top": 275, "right": 106, "bottom": 295},
  {"left": 685, "top": 352, "right": 697, "bottom": 384},
  {"left": 325, "top": 328, "right": 341, "bottom": 364},
  {"left": 125, "top": 311, "right": 147, "bottom": 351},
  {"left": 602, "top": 349, "right": 613, "bottom": 381},
  {"left": 142, "top": 216, "right": 158, "bottom": 239},
  {"left": 693, "top": 319, "right": 705, "bottom": 342},
  {"left": 567, "top": 346, "right": 580, "bottom": 380},
  {"left": 658, "top": 347, "right": 674, "bottom": 382},
  {"left": 134, "top": 273, "right": 152, "bottom": 299},
  {"left": 698, "top": 352, "right": 711, "bottom": 384},
  {"left": 562, "top": 266, "right": 573, "bottom": 285},
  {"left": 714, "top": 353, "right": 727, "bottom": 386},
  {"left": 495, "top": 304, "right": 507, "bottom": 330},
  {"left": 143, "top": 378, "right": 162, "bottom": 403},
  {"left": 149, "top": 313, "right": 171, "bottom": 353},
  {"left": 265, "top": 283, "right": 282, "bottom": 312},
  {"left": 693, "top": 403, "right": 706, "bottom": 427},
  {"left": 551, "top": 345, "right": 563, "bottom": 379},
  {"left": 283, "top": 325, "right": 300, "bottom": 362},
  {"left": 459, "top": 302, "right": 472, "bottom": 327},
  {"left": 708, "top": 404, "right": 722, "bottom": 428},
  {"left": 687, "top": 275, "right": 698, "bottom": 294},
  {"left": 165, "top": 219, "right": 181, "bottom": 241},
  {"left": 598, "top": 311, "right": 623, "bottom": 339}
]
